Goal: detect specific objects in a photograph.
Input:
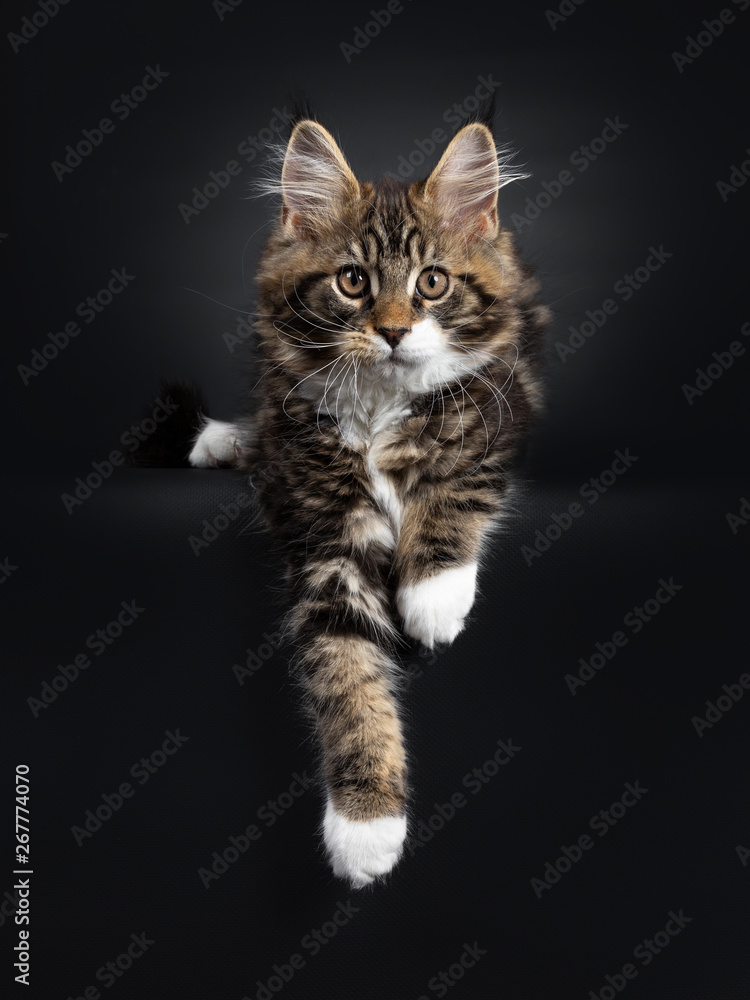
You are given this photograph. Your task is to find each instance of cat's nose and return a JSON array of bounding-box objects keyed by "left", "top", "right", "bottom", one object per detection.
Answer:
[{"left": 376, "top": 326, "right": 410, "bottom": 349}]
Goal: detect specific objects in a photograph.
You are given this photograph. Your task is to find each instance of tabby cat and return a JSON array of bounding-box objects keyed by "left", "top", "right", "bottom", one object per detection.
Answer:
[{"left": 188, "top": 109, "right": 549, "bottom": 887}]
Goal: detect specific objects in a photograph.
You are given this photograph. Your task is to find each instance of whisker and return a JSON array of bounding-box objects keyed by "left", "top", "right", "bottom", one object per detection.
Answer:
[
  {"left": 289, "top": 270, "right": 360, "bottom": 334},
  {"left": 274, "top": 323, "right": 350, "bottom": 349},
  {"left": 281, "top": 356, "right": 345, "bottom": 425},
  {"left": 317, "top": 353, "right": 350, "bottom": 434},
  {"left": 440, "top": 380, "right": 466, "bottom": 475},
  {"left": 180, "top": 286, "right": 271, "bottom": 317},
  {"left": 280, "top": 271, "right": 356, "bottom": 339}
]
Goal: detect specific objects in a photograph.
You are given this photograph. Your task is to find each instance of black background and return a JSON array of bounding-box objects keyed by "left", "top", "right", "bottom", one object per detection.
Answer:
[{"left": 4, "top": 1, "right": 749, "bottom": 998}]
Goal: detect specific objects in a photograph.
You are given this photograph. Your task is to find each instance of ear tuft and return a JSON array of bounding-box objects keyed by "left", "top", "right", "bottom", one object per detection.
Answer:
[{"left": 453, "top": 90, "right": 496, "bottom": 134}]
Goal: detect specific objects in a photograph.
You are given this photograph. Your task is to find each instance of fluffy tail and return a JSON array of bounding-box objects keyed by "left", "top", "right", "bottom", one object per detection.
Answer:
[{"left": 286, "top": 536, "right": 409, "bottom": 888}]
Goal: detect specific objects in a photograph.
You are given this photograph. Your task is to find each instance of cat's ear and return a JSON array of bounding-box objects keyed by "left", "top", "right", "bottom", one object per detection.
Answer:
[
  {"left": 281, "top": 121, "right": 358, "bottom": 235},
  {"left": 424, "top": 123, "right": 502, "bottom": 238}
]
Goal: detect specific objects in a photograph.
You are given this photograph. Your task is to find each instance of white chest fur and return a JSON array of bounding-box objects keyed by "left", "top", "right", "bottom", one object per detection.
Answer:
[
  {"left": 344, "top": 378, "right": 409, "bottom": 536},
  {"left": 298, "top": 367, "right": 415, "bottom": 535},
  {"left": 365, "top": 442, "right": 403, "bottom": 535},
  {"left": 295, "top": 325, "right": 485, "bottom": 537}
]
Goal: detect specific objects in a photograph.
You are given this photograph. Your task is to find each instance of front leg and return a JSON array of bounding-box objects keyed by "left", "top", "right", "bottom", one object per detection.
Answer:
[{"left": 395, "top": 484, "right": 500, "bottom": 649}]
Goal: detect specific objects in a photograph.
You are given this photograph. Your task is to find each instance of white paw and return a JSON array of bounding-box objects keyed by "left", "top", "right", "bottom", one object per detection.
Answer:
[
  {"left": 188, "top": 419, "right": 241, "bottom": 468},
  {"left": 396, "top": 562, "right": 478, "bottom": 649},
  {"left": 323, "top": 799, "right": 407, "bottom": 889}
]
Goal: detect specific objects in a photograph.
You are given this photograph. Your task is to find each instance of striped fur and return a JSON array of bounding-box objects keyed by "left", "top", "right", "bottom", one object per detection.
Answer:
[{"left": 195, "top": 116, "right": 549, "bottom": 886}]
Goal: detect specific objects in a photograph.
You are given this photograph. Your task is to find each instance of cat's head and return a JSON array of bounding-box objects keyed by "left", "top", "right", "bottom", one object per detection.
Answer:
[{"left": 256, "top": 117, "right": 528, "bottom": 391}]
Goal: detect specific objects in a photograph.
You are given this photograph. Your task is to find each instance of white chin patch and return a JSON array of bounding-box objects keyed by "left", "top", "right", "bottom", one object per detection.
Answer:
[
  {"left": 397, "top": 562, "right": 478, "bottom": 649},
  {"left": 381, "top": 318, "right": 475, "bottom": 390},
  {"left": 323, "top": 799, "right": 407, "bottom": 889},
  {"left": 392, "top": 317, "right": 441, "bottom": 364},
  {"left": 188, "top": 419, "right": 241, "bottom": 467}
]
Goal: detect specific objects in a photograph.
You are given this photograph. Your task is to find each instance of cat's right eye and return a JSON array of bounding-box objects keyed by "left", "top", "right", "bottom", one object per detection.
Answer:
[{"left": 336, "top": 266, "right": 371, "bottom": 299}]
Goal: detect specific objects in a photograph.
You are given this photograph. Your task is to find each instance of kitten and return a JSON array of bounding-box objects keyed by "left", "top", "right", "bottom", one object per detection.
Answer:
[{"left": 188, "top": 110, "right": 549, "bottom": 887}]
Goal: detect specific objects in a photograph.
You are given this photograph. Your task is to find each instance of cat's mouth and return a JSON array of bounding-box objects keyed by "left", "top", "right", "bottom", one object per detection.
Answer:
[
  {"left": 365, "top": 341, "right": 415, "bottom": 368},
  {"left": 385, "top": 348, "right": 422, "bottom": 368}
]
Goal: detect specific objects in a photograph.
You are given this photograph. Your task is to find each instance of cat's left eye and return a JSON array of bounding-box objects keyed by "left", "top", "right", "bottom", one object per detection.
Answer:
[
  {"left": 416, "top": 268, "right": 449, "bottom": 299},
  {"left": 337, "top": 266, "right": 371, "bottom": 298}
]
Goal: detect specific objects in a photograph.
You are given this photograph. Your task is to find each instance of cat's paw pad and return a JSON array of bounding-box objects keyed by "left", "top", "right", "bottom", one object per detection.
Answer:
[
  {"left": 396, "top": 562, "right": 478, "bottom": 649},
  {"left": 323, "top": 800, "right": 407, "bottom": 889},
  {"left": 188, "top": 419, "right": 241, "bottom": 468}
]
